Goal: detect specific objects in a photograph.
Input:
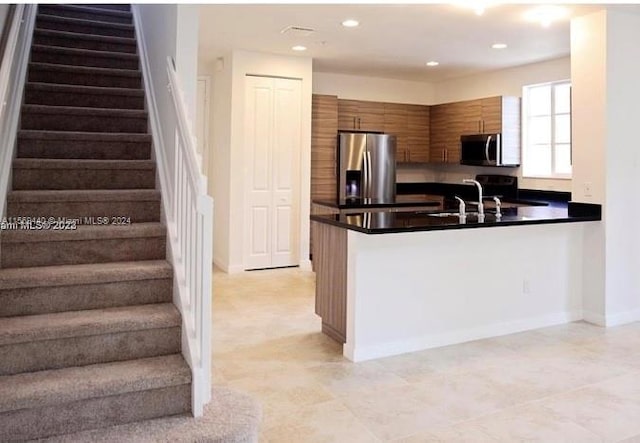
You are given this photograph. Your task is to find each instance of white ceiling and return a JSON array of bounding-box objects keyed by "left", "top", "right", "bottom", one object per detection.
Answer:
[{"left": 198, "top": 3, "right": 604, "bottom": 82}]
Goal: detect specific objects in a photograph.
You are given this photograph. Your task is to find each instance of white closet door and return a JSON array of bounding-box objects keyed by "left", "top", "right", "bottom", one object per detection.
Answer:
[{"left": 244, "top": 76, "right": 301, "bottom": 270}]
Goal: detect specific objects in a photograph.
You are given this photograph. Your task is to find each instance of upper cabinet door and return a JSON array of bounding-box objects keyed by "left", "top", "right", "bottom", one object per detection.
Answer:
[
  {"left": 337, "top": 99, "right": 359, "bottom": 130},
  {"left": 406, "top": 104, "right": 430, "bottom": 163},
  {"left": 357, "top": 100, "right": 385, "bottom": 132},
  {"left": 480, "top": 96, "right": 502, "bottom": 133},
  {"left": 460, "top": 99, "right": 482, "bottom": 135},
  {"left": 384, "top": 103, "right": 408, "bottom": 161}
]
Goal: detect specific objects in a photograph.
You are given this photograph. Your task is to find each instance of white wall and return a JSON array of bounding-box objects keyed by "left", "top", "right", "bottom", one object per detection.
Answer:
[
  {"left": 571, "top": 8, "right": 640, "bottom": 326},
  {"left": 135, "top": 5, "right": 178, "bottom": 204},
  {"left": 313, "top": 71, "right": 434, "bottom": 105},
  {"left": 135, "top": 4, "right": 201, "bottom": 212},
  {"left": 432, "top": 57, "right": 571, "bottom": 104},
  {"left": 345, "top": 222, "right": 587, "bottom": 362},
  {"left": 206, "top": 50, "right": 313, "bottom": 273}
]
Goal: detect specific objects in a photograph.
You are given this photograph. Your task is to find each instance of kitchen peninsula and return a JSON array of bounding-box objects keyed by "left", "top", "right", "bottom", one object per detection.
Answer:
[{"left": 311, "top": 203, "right": 601, "bottom": 362}]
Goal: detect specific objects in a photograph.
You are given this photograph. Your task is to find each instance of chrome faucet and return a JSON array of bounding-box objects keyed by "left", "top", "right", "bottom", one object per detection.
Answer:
[
  {"left": 493, "top": 196, "right": 502, "bottom": 220},
  {"left": 463, "top": 179, "right": 484, "bottom": 222},
  {"left": 454, "top": 196, "right": 466, "bottom": 222}
]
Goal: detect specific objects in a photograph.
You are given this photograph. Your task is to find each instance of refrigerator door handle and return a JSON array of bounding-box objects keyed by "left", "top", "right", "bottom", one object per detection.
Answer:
[
  {"left": 362, "top": 151, "right": 368, "bottom": 199},
  {"left": 364, "top": 151, "right": 371, "bottom": 198}
]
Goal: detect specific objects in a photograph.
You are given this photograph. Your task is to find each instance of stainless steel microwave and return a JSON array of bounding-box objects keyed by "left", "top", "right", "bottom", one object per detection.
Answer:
[{"left": 460, "top": 133, "right": 519, "bottom": 167}]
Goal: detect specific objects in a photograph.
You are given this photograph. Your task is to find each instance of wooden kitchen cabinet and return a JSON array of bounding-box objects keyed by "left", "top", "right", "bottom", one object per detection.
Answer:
[
  {"left": 337, "top": 99, "right": 385, "bottom": 131},
  {"left": 311, "top": 94, "right": 339, "bottom": 202},
  {"left": 429, "top": 102, "right": 462, "bottom": 164},
  {"left": 383, "top": 102, "right": 408, "bottom": 161},
  {"left": 405, "top": 104, "right": 430, "bottom": 163},
  {"left": 429, "top": 96, "right": 520, "bottom": 164}
]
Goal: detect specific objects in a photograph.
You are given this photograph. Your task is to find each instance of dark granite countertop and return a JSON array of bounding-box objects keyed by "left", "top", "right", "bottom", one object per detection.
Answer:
[
  {"left": 313, "top": 198, "right": 441, "bottom": 209},
  {"left": 310, "top": 202, "right": 601, "bottom": 234}
]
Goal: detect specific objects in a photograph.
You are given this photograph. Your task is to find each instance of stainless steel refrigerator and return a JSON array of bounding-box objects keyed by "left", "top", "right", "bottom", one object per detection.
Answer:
[{"left": 338, "top": 132, "right": 396, "bottom": 202}]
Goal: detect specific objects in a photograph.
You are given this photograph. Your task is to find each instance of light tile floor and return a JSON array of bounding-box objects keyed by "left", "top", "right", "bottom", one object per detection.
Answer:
[{"left": 212, "top": 267, "right": 640, "bottom": 442}]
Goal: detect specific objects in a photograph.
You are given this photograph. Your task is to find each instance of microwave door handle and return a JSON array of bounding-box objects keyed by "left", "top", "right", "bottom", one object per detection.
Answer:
[
  {"left": 485, "top": 135, "right": 492, "bottom": 164},
  {"left": 496, "top": 134, "right": 502, "bottom": 166}
]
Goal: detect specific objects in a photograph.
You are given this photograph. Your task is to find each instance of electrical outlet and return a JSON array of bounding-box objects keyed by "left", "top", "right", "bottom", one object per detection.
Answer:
[
  {"left": 523, "top": 279, "right": 531, "bottom": 295},
  {"left": 584, "top": 182, "right": 593, "bottom": 197}
]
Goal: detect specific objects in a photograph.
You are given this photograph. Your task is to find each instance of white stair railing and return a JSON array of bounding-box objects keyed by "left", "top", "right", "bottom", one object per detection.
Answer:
[
  {"left": 0, "top": 5, "right": 36, "bottom": 223},
  {"left": 131, "top": 5, "right": 213, "bottom": 416},
  {"left": 165, "top": 56, "right": 214, "bottom": 417}
]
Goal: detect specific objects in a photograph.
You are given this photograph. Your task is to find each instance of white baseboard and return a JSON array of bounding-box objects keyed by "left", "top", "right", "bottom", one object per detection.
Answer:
[
  {"left": 583, "top": 311, "right": 606, "bottom": 326},
  {"left": 604, "top": 309, "right": 640, "bottom": 327},
  {"left": 299, "top": 258, "right": 313, "bottom": 272},
  {"left": 344, "top": 311, "right": 582, "bottom": 362}
]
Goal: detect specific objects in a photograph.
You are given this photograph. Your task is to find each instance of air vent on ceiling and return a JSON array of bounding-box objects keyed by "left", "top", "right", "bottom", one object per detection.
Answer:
[{"left": 280, "top": 25, "right": 315, "bottom": 37}]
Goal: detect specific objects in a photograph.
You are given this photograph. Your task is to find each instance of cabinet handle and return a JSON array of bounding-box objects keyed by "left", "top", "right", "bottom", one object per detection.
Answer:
[
  {"left": 358, "top": 117, "right": 361, "bottom": 129},
  {"left": 442, "top": 149, "right": 445, "bottom": 163},
  {"left": 482, "top": 120, "right": 485, "bottom": 133}
]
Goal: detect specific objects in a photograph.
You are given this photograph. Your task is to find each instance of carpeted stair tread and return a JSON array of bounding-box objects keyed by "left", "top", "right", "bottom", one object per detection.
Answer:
[
  {"left": 13, "top": 158, "right": 154, "bottom": 170},
  {"left": 28, "top": 60, "right": 140, "bottom": 77},
  {"left": 86, "top": 4, "right": 132, "bottom": 12},
  {"left": 1, "top": 222, "right": 165, "bottom": 243},
  {"left": 26, "top": 82, "right": 144, "bottom": 98},
  {"left": 39, "top": 387, "right": 262, "bottom": 443},
  {"left": 0, "top": 354, "right": 190, "bottom": 414},
  {"left": 30, "top": 44, "right": 139, "bottom": 69},
  {"left": 8, "top": 189, "right": 160, "bottom": 203},
  {"left": 0, "top": 260, "right": 171, "bottom": 290},
  {"left": 23, "top": 104, "right": 146, "bottom": 117},
  {"left": 37, "top": 13, "right": 135, "bottom": 37},
  {"left": 18, "top": 129, "right": 150, "bottom": 143},
  {"left": 0, "top": 303, "right": 180, "bottom": 347},
  {"left": 17, "top": 130, "right": 152, "bottom": 160},
  {"left": 40, "top": 4, "right": 133, "bottom": 20},
  {"left": 34, "top": 28, "right": 136, "bottom": 47}
]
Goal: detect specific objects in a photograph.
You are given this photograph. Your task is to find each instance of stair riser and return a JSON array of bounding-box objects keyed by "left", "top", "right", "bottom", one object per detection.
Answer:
[
  {"left": 25, "top": 88, "right": 145, "bottom": 109},
  {"left": 93, "top": 4, "right": 133, "bottom": 12},
  {"left": 36, "top": 18, "right": 135, "bottom": 38},
  {"left": 21, "top": 112, "right": 147, "bottom": 133},
  {"left": 13, "top": 168, "right": 156, "bottom": 190},
  {"left": 28, "top": 68, "right": 141, "bottom": 89},
  {"left": 17, "top": 138, "right": 151, "bottom": 160},
  {"left": 1, "top": 235, "right": 165, "bottom": 267},
  {"left": 0, "top": 384, "right": 189, "bottom": 441},
  {"left": 31, "top": 48, "right": 139, "bottom": 70},
  {"left": 7, "top": 200, "right": 160, "bottom": 224},
  {"left": 0, "top": 327, "right": 180, "bottom": 375},
  {"left": 33, "top": 32, "right": 136, "bottom": 53},
  {"left": 0, "top": 278, "right": 172, "bottom": 317},
  {"left": 36, "top": 6, "right": 132, "bottom": 24}
]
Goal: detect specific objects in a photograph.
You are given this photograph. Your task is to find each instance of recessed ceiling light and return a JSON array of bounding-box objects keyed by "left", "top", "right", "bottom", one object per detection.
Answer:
[
  {"left": 292, "top": 45, "right": 307, "bottom": 52},
  {"left": 492, "top": 43, "right": 507, "bottom": 49},
  {"left": 524, "top": 5, "right": 569, "bottom": 27},
  {"left": 426, "top": 61, "right": 439, "bottom": 67},
  {"left": 342, "top": 19, "right": 359, "bottom": 28}
]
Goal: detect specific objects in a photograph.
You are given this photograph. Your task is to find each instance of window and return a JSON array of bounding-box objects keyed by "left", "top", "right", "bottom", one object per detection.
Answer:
[{"left": 522, "top": 80, "right": 572, "bottom": 178}]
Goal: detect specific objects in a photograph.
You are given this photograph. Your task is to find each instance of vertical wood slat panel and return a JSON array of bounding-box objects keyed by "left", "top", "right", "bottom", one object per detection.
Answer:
[{"left": 313, "top": 221, "right": 347, "bottom": 343}]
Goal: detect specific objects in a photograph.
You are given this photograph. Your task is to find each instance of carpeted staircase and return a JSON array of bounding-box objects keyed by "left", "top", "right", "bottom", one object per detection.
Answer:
[{"left": 0, "top": 4, "right": 193, "bottom": 441}]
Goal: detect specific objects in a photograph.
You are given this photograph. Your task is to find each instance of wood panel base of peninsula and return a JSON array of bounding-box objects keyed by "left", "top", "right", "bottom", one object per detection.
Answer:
[{"left": 313, "top": 221, "right": 347, "bottom": 344}]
